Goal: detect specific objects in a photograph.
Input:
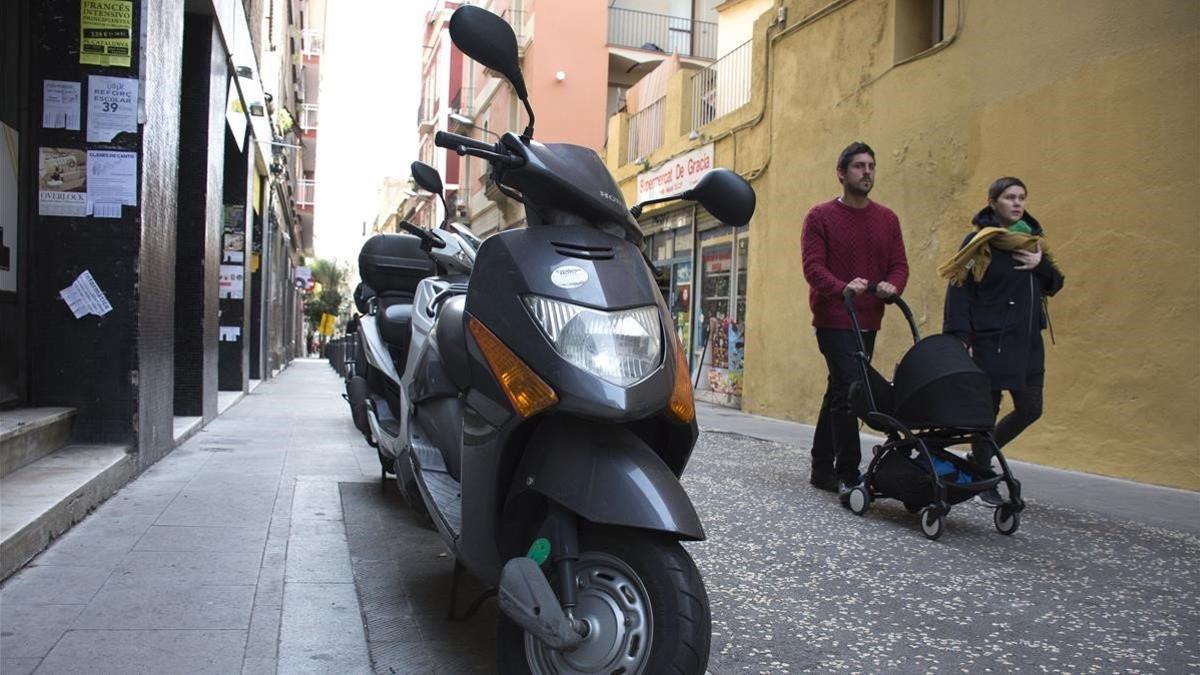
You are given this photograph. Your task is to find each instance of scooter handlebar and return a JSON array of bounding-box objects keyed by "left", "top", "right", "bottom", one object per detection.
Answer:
[{"left": 434, "top": 131, "right": 494, "bottom": 155}]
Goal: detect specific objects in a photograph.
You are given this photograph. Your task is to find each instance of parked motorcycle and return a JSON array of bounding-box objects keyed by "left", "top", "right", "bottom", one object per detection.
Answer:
[
  {"left": 364, "top": 6, "right": 755, "bottom": 673},
  {"left": 345, "top": 161, "right": 479, "bottom": 484}
]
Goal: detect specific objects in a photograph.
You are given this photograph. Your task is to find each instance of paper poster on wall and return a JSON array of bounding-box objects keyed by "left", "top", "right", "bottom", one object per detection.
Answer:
[
  {"left": 43, "top": 81, "right": 82, "bottom": 130},
  {"left": 1, "top": 123, "right": 18, "bottom": 293},
  {"left": 224, "top": 204, "right": 245, "bottom": 233},
  {"left": 59, "top": 270, "right": 113, "bottom": 318},
  {"left": 224, "top": 232, "right": 245, "bottom": 251},
  {"left": 219, "top": 264, "right": 244, "bottom": 299},
  {"left": 38, "top": 148, "right": 88, "bottom": 217},
  {"left": 87, "top": 76, "right": 138, "bottom": 142},
  {"left": 80, "top": 0, "right": 133, "bottom": 68},
  {"left": 223, "top": 250, "right": 245, "bottom": 264},
  {"left": 86, "top": 150, "right": 137, "bottom": 218},
  {"left": 219, "top": 326, "right": 241, "bottom": 342}
]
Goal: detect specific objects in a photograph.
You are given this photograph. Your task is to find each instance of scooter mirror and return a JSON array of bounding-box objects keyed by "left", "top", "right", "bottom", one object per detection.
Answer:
[
  {"left": 410, "top": 161, "right": 443, "bottom": 197},
  {"left": 686, "top": 168, "right": 756, "bottom": 227},
  {"left": 449, "top": 6, "right": 528, "bottom": 100}
]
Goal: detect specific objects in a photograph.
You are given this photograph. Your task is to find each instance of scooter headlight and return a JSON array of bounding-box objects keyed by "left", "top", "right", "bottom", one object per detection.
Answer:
[{"left": 523, "top": 295, "right": 662, "bottom": 387}]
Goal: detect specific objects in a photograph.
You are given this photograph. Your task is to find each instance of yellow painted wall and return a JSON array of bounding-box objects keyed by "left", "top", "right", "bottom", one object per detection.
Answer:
[{"left": 609, "top": 0, "right": 1200, "bottom": 489}]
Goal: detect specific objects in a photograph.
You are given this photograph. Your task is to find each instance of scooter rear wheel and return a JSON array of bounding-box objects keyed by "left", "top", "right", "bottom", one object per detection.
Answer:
[{"left": 498, "top": 529, "right": 710, "bottom": 675}]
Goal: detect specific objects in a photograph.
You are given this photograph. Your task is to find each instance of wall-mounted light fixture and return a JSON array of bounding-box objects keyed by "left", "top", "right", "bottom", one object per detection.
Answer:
[
  {"left": 555, "top": 70, "right": 566, "bottom": 82},
  {"left": 634, "top": 157, "right": 650, "bottom": 169}
]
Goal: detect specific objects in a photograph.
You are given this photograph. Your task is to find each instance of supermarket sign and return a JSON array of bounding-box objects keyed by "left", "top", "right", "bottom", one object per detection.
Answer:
[{"left": 636, "top": 144, "right": 713, "bottom": 204}]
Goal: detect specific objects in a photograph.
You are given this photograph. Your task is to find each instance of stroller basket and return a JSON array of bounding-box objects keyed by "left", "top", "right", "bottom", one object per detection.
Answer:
[{"left": 872, "top": 445, "right": 1002, "bottom": 507}]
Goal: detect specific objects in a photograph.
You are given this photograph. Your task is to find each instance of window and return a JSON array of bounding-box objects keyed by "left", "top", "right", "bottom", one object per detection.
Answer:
[{"left": 894, "top": 0, "right": 944, "bottom": 63}]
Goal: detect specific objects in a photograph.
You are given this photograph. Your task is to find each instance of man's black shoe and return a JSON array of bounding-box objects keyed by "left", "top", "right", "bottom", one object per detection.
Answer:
[{"left": 810, "top": 471, "right": 838, "bottom": 492}]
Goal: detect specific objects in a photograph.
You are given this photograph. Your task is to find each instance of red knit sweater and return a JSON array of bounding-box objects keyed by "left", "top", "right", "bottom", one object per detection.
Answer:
[{"left": 801, "top": 198, "right": 909, "bottom": 330}]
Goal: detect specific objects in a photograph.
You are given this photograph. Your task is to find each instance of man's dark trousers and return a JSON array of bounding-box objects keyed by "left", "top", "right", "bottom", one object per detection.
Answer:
[{"left": 812, "top": 328, "right": 876, "bottom": 482}]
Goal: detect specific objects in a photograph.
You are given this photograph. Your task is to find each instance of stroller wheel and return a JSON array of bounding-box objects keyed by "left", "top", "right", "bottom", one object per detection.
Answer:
[
  {"left": 994, "top": 506, "right": 1020, "bottom": 535},
  {"left": 920, "top": 507, "right": 945, "bottom": 540},
  {"left": 848, "top": 485, "right": 871, "bottom": 515}
]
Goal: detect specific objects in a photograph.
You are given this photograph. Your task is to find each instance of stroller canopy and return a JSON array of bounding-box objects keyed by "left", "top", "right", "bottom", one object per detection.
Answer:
[{"left": 891, "top": 334, "right": 995, "bottom": 430}]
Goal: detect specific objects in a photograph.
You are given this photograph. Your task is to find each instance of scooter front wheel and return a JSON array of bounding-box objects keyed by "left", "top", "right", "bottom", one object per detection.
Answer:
[{"left": 498, "top": 529, "right": 710, "bottom": 675}]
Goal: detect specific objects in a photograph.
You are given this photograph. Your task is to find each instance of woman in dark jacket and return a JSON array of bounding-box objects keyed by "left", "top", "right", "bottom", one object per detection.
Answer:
[{"left": 942, "top": 177, "right": 1065, "bottom": 499}]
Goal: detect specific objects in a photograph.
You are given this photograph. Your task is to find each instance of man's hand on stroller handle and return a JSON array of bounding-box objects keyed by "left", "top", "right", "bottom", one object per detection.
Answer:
[
  {"left": 842, "top": 280, "right": 899, "bottom": 302},
  {"left": 844, "top": 278, "right": 871, "bottom": 296}
]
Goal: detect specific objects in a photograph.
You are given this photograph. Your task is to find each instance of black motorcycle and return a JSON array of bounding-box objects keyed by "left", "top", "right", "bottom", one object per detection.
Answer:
[{"left": 376, "top": 6, "right": 756, "bottom": 673}]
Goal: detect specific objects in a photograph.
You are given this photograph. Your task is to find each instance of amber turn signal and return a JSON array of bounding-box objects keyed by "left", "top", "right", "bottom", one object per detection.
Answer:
[
  {"left": 668, "top": 335, "right": 695, "bottom": 423},
  {"left": 468, "top": 316, "right": 558, "bottom": 419}
]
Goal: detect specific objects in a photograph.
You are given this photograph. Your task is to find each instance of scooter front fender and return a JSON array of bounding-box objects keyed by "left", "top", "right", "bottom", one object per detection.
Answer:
[{"left": 510, "top": 418, "right": 705, "bottom": 541}]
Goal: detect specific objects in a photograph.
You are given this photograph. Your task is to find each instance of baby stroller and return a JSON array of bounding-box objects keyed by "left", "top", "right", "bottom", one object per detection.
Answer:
[{"left": 841, "top": 285, "right": 1024, "bottom": 540}]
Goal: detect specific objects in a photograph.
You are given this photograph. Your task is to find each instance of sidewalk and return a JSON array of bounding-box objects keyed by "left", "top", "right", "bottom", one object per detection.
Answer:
[
  {"left": 0, "top": 359, "right": 380, "bottom": 675},
  {"left": 695, "top": 401, "right": 1200, "bottom": 535}
]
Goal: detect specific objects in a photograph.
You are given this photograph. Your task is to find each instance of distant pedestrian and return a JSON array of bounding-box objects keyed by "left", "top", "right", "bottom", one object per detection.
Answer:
[
  {"left": 801, "top": 141, "right": 909, "bottom": 499},
  {"left": 940, "top": 176, "right": 1065, "bottom": 504}
]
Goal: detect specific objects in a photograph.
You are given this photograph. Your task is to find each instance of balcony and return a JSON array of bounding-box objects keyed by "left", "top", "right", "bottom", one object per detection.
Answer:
[
  {"left": 689, "top": 40, "right": 752, "bottom": 131},
  {"left": 299, "top": 103, "right": 319, "bottom": 135},
  {"left": 627, "top": 97, "right": 665, "bottom": 165},
  {"left": 608, "top": 7, "right": 716, "bottom": 60},
  {"left": 417, "top": 98, "right": 439, "bottom": 134},
  {"left": 296, "top": 178, "right": 315, "bottom": 211},
  {"left": 301, "top": 29, "right": 323, "bottom": 59}
]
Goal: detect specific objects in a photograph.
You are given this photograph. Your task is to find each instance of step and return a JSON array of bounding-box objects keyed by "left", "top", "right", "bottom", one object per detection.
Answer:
[
  {"left": 0, "top": 443, "right": 136, "bottom": 581},
  {"left": 0, "top": 407, "right": 75, "bottom": 479}
]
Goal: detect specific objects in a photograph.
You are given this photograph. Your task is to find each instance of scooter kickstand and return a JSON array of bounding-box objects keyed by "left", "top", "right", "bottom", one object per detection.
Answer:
[{"left": 445, "top": 558, "right": 496, "bottom": 622}]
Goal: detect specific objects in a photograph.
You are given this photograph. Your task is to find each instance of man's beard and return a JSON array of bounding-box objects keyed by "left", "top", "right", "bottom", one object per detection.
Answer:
[{"left": 845, "top": 180, "right": 872, "bottom": 197}]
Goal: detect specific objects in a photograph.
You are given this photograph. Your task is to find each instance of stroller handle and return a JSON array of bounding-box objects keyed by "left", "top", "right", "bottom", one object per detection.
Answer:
[{"left": 842, "top": 283, "right": 921, "bottom": 345}]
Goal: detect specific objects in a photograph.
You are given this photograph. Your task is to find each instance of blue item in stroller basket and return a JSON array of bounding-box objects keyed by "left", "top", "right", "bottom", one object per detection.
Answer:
[{"left": 914, "top": 453, "right": 975, "bottom": 485}]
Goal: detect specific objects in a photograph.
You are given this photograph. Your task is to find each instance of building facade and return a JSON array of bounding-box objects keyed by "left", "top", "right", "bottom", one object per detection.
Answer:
[
  {"left": 604, "top": 0, "right": 1200, "bottom": 489},
  {"left": 0, "top": 0, "right": 323, "bottom": 575}
]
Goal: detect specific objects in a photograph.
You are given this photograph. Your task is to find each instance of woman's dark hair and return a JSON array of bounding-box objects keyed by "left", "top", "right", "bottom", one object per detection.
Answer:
[
  {"left": 837, "top": 141, "right": 875, "bottom": 172},
  {"left": 988, "top": 176, "right": 1027, "bottom": 203}
]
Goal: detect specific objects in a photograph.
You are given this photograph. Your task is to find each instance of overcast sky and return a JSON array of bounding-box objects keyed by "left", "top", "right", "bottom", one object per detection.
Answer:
[{"left": 312, "top": 1, "right": 428, "bottom": 269}]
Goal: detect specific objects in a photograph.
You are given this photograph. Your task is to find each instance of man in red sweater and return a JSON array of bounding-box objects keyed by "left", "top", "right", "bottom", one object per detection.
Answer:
[{"left": 801, "top": 142, "right": 909, "bottom": 499}]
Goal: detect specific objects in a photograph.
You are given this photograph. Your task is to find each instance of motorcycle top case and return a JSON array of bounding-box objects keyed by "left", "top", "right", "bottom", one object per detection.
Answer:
[{"left": 358, "top": 234, "right": 436, "bottom": 295}]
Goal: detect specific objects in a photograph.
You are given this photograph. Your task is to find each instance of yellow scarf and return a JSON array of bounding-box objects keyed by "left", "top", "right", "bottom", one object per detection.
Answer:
[{"left": 937, "top": 227, "right": 1054, "bottom": 286}]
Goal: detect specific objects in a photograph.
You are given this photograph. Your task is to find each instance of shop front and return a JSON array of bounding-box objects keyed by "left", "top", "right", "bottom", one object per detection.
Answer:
[{"left": 636, "top": 144, "right": 751, "bottom": 408}]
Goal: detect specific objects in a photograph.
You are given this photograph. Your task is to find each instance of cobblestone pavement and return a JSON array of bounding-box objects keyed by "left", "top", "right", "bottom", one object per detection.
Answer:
[{"left": 685, "top": 432, "right": 1199, "bottom": 674}]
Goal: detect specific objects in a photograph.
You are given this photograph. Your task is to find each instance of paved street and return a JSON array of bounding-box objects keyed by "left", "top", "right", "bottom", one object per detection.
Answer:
[{"left": 2, "top": 360, "right": 1197, "bottom": 674}]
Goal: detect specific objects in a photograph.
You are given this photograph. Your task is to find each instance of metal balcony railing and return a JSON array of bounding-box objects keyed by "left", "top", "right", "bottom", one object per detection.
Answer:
[
  {"left": 301, "top": 29, "right": 323, "bottom": 57},
  {"left": 299, "top": 103, "right": 319, "bottom": 131},
  {"left": 608, "top": 7, "right": 716, "bottom": 60},
  {"left": 296, "top": 179, "right": 315, "bottom": 207},
  {"left": 627, "top": 97, "right": 666, "bottom": 165},
  {"left": 450, "top": 86, "right": 474, "bottom": 117},
  {"left": 690, "top": 40, "right": 752, "bottom": 130}
]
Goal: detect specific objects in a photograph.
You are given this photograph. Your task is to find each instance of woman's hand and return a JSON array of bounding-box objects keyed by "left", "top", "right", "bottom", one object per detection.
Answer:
[{"left": 1013, "top": 243, "right": 1042, "bottom": 270}]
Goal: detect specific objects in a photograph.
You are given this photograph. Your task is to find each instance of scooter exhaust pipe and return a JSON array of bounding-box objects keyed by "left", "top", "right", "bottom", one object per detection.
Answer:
[{"left": 498, "top": 557, "right": 585, "bottom": 651}]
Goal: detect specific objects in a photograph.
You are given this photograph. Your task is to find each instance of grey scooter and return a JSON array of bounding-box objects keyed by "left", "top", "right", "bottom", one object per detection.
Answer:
[{"left": 369, "top": 6, "right": 756, "bottom": 673}]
